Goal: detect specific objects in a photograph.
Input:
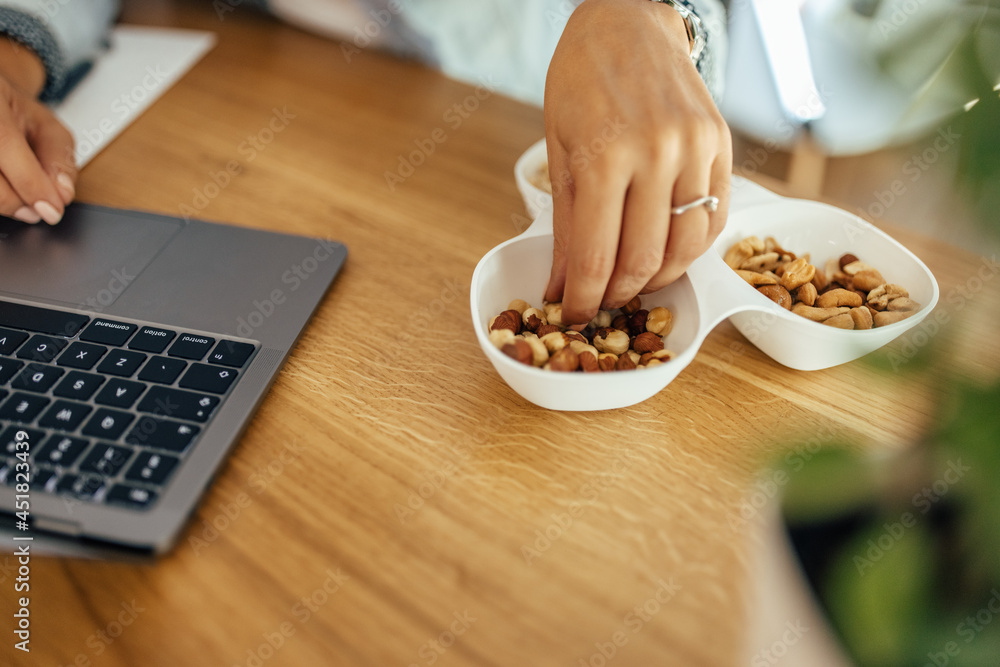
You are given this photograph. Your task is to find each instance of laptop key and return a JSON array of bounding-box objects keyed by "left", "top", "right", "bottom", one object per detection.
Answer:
[
  {"left": 79, "top": 443, "right": 133, "bottom": 477},
  {"left": 207, "top": 340, "right": 255, "bottom": 368},
  {"left": 105, "top": 484, "right": 158, "bottom": 509},
  {"left": 35, "top": 434, "right": 89, "bottom": 467},
  {"left": 125, "top": 451, "right": 179, "bottom": 486},
  {"left": 96, "top": 350, "right": 147, "bottom": 377},
  {"left": 0, "top": 301, "right": 89, "bottom": 337},
  {"left": 1, "top": 426, "right": 44, "bottom": 455},
  {"left": 138, "top": 386, "right": 219, "bottom": 423},
  {"left": 11, "top": 363, "right": 64, "bottom": 392},
  {"left": 57, "top": 342, "right": 108, "bottom": 370},
  {"left": 0, "top": 392, "right": 50, "bottom": 422},
  {"left": 15, "top": 335, "right": 68, "bottom": 362},
  {"left": 79, "top": 319, "right": 138, "bottom": 346},
  {"left": 55, "top": 473, "right": 105, "bottom": 499},
  {"left": 137, "top": 356, "right": 187, "bottom": 384},
  {"left": 82, "top": 408, "right": 134, "bottom": 440},
  {"left": 38, "top": 400, "right": 93, "bottom": 431},
  {"left": 179, "top": 363, "right": 237, "bottom": 394},
  {"left": 95, "top": 379, "right": 147, "bottom": 409},
  {"left": 125, "top": 417, "right": 199, "bottom": 453},
  {"left": 0, "top": 327, "right": 29, "bottom": 355},
  {"left": 53, "top": 371, "right": 105, "bottom": 400},
  {"left": 128, "top": 326, "right": 176, "bottom": 354},
  {"left": 30, "top": 466, "right": 57, "bottom": 491},
  {"left": 168, "top": 334, "right": 215, "bottom": 360},
  {"left": 0, "top": 358, "right": 25, "bottom": 384}
]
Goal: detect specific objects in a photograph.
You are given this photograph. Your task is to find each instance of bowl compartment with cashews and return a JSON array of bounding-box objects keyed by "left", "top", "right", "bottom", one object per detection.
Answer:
[{"left": 474, "top": 147, "right": 939, "bottom": 411}]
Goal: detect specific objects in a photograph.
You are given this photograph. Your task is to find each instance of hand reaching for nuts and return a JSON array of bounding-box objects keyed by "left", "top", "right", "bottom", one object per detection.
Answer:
[
  {"left": 488, "top": 296, "right": 675, "bottom": 372},
  {"left": 725, "top": 236, "right": 922, "bottom": 329}
]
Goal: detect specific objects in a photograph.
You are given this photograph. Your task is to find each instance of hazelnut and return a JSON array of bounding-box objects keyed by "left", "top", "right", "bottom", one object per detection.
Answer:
[
  {"left": 540, "top": 331, "right": 570, "bottom": 353},
  {"left": 501, "top": 339, "right": 533, "bottom": 365},
  {"left": 593, "top": 329, "right": 630, "bottom": 356},
  {"left": 488, "top": 328, "right": 515, "bottom": 349},
  {"left": 569, "top": 340, "right": 599, "bottom": 359},
  {"left": 564, "top": 330, "right": 588, "bottom": 344},
  {"left": 615, "top": 354, "right": 637, "bottom": 371},
  {"left": 507, "top": 299, "right": 531, "bottom": 314},
  {"left": 632, "top": 332, "right": 664, "bottom": 354},
  {"left": 611, "top": 314, "right": 630, "bottom": 331},
  {"left": 578, "top": 350, "right": 600, "bottom": 372},
  {"left": 598, "top": 353, "right": 618, "bottom": 372},
  {"left": 522, "top": 307, "right": 547, "bottom": 332},
  {"left": 489, "top": 309, "right": 522, "bottom": 334},
  {"left": 543, "top": 302, "right": 564, "bottom": 327},
  {"left": 590, "top": 310, "right": 612, "bottom": 328},
  {"left": 548, "top": 347, "right": 580, "bottom": 372},
  {"left": 621, "top": 295, "right": 642, "bottom": 315},
  {"left": 646, "top": 307, "right": 673, "bottom": 336},
  {"left": 626, "top": 350, "right": 641, "bottom": 365},
  {"left": 627, "top": 309, "right": 649, "bottom": 336},
  {"left": 521, "top": 334, "right": 549, "bottom": 366},
  {"left": 535, "top": 324, "right": 561, "bottom": 337}
]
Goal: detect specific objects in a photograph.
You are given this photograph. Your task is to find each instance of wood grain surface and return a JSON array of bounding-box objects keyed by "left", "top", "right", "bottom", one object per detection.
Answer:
[{"left": 5, "top": 1, "right": 999, "bottom": 666}]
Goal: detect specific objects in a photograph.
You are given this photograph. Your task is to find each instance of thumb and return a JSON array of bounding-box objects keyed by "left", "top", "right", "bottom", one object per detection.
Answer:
[{"left": 28, "top": 101, "right": 77, "bottom": 205}]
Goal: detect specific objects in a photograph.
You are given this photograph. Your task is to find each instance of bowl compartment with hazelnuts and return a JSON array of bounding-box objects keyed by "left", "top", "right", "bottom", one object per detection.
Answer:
[{"left": 474, "top": 174, "right": 938, "bottom": 411}]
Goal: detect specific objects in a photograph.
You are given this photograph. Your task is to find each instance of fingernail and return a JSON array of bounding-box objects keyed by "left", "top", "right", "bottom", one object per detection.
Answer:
[
  {"left": 33, "top": 200, "right": 62, "bottom": 225},
  {"left": 56, "top": 173, "right": 75, "bottom": 201},
  {"left": 12, "top": 206, "right": 41, "bottom": 224}
]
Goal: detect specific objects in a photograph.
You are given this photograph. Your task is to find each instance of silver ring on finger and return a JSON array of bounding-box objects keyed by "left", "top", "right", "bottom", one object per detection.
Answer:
[{"left": 671, "top": 195, "right": 719, "bottom": 216}]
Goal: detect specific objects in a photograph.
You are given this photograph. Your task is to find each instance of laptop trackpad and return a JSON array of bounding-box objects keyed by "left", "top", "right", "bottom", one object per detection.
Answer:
[{"left": 0, "top": 208, "right": 182, "bottom": 308}]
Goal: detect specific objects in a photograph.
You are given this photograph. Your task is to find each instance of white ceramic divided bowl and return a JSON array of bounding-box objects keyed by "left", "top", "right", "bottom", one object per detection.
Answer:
[
  {"left": 513, "top": 138, "right": 552, "bottom": 219},
  {"left": 472, "top": 177, "right": 939, "bottom": 411}
]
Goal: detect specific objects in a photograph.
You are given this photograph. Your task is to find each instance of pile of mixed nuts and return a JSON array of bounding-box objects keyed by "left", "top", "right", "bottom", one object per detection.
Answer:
[
  {"left": 725, "top": 236, "right": 922, "bottom": 329},
  {"left": 488, "top": 297, "right": 675, "bottom": 372}
]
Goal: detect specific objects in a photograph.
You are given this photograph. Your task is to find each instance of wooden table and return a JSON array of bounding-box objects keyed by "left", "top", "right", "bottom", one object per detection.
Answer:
[{"left": 8, "top": 2, "right": 999, "bottom": 665}]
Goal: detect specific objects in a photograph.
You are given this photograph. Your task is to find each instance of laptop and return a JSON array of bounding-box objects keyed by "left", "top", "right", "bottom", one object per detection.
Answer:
[{"left": 0, "top": 204, "right": 346, "bottom": 556}]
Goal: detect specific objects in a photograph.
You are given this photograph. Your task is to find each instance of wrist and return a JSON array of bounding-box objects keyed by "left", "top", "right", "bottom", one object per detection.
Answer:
[
  {"left": 647, "top": 0, "right": 706, "bottom": 64},
  {"left": 0, "top": 36, "right": 45, "bottom": 97}
]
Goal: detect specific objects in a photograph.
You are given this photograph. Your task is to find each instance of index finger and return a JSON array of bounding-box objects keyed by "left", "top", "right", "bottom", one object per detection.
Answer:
[
  {"left": 0, "top": 102, "right": 65, "bottom": 223},
  {"left": 560, "top": 153, "right": 632, "bottom": 324}
]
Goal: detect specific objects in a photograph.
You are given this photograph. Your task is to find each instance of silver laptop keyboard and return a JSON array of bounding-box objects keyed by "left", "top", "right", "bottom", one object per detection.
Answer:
[{"left": 0, "top": 300, "right": 255, "bottom": 511}]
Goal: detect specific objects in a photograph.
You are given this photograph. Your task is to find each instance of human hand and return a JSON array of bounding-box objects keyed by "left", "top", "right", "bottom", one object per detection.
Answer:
[
  {"left": 0, "top": 37, "right": 76, "bottom": 224},
  {"left": 543, "top": 0, "right": 732, "bottom": 325}
]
